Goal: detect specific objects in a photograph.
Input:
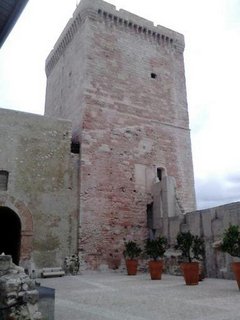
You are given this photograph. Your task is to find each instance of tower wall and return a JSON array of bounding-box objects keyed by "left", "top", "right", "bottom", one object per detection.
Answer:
[{"left": 45, "top": 0, "right": 196, "bottom": 269}]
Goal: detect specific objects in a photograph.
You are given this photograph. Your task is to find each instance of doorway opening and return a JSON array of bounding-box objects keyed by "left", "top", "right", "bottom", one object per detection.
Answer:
[
  {"left": 157, "top": 167, "right": 166, "bottom": 181},
  {"left": 0, "top": 207, "right": 21, "bottom": 265}
]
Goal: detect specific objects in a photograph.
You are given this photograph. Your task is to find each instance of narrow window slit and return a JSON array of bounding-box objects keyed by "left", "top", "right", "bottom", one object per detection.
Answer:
[
  {"left": 0, "top": 171, "right": 9, "bottom": 191},
  {"left": 151, "top": 73, "right": 157, "bottom": 79},
  {"left": 71, "top": 141, "right": 80, "bottom": 154}
]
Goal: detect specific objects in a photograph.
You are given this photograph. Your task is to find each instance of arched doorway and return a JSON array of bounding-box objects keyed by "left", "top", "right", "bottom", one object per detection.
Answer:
[{"left": 0, "top": 206, "right": 21, "bottom": 265}]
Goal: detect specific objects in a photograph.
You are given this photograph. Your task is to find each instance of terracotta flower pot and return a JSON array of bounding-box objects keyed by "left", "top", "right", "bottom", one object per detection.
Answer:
[
  {"left": 181, "top": 262, "right": 199, "bottom": 285},
  {"left": 198, "top": 261, "right": 205, "bottom": 281},
  {"left": 149, "top": 260, "right": 163, "bottom": 280},
  {"left": 232, "top": 262, "right": 240, "bottom": 290},
  {"left": 125, "top": 259, "right": 138, "bottom": 275}
]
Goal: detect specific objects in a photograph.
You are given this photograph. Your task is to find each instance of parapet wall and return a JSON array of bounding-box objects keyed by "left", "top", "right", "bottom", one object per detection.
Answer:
[
  {"left": 46, "top": 0, "right": 184, "bottom": 76},
  {"left": 166, "top": 202, "right": 240, "bottom": 279}
]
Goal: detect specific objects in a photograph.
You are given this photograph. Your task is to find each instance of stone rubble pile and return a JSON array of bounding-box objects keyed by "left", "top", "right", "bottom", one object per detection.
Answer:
[{"left": 0, "top": 255, "right": 42, "bottom": 320}]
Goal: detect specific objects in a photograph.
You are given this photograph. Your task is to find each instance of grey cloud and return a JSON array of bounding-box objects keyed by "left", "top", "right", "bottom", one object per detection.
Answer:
[
  {"left": 225, "top": 172, "right": 240, "bottom": 183},
  {"left": 195, "top": 175, "right": 240, "bottom": 210}
]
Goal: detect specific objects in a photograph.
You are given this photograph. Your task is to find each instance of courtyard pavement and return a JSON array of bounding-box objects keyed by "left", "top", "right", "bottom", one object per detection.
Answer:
[{"left": 40, "top": 272, "right": 239, "bottom": 320}]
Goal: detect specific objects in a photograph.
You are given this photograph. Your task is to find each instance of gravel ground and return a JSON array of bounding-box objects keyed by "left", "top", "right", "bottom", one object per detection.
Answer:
[{"left": 40, "top": 272, "right": 240, "bottom": 320}]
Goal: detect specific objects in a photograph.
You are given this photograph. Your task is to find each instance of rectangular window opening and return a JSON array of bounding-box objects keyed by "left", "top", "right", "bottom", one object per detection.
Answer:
[{"left": 0, "top": 171, "right": 9, "bottom": 191}]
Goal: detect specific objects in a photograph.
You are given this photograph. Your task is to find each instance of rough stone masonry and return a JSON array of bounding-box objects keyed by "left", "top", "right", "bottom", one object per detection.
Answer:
[
  {"left": 1, "top": 0, "right": 239, "bottom": 277},
  {"left": 45, "top": 0, "right": 196, "bottom": 270},
  {"left": 0, "top": 255, "right": 42, "bottom": 320}
]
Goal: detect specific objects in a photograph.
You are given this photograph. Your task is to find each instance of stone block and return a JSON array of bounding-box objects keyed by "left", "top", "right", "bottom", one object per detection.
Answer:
[
  {"left": 134, "top": 164, "right": 146, "bottom": 189},
  {"left": 185, "top": 211, "right": 201, "bottom": 236},
  {"left": 168, "top": 216, "right": 181, "bottom": 244},
  {"left": 201, "top": 208, "right": 214, "bottom": 240},
  {"left": 0, "top": 255, "right": 11, "bottom": 272},
  {"left": 25, "top": 290, "right": 39, "bottom": 305},
  {"left": 4, "top": 278, "right": 21, "bottom": 293}
]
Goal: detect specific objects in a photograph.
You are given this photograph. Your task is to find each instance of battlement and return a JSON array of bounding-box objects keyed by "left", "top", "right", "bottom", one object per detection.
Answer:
[{"left": 45, "top": 0, "right": 185, "bottom": 76}]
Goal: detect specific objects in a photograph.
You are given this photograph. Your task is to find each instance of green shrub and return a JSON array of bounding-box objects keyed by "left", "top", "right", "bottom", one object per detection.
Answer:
[
  {"left": 145, "top": 236, "right": 167, "bottom": 261},
  {"left": 123, "top": 241, "right": 142, "bottom": 259},
  {"left": 221, "top": 225, "right": 240, "bottom": 258},
  {"left": 176, "top": 231, "right": 205, "bottom": 263}
]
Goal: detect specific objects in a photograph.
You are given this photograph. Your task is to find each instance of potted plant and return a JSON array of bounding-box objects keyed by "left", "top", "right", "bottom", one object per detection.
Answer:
[
  {"left": 145, "top": 236, "right": 167, "bottom": 280},
  {"left": 220, "top": 225, "right": 240, "bottom": 289},
  {"left": 123, "top": 240, "right": 142, "bottom": 275},
  {"left": 176, "top": 231, "right": 205, "bottom": 285}
]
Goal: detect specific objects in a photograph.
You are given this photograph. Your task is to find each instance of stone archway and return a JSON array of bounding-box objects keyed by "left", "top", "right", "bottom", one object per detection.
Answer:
[
  {"left": 0, "top": 195, "right": 33, "bottom": 266},
  {"left": 0, "top": 207, "right": 21, "bottom": 264}
]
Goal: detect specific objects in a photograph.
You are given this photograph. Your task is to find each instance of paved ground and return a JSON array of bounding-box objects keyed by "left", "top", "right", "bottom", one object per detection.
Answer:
[{"left": 40, "top": 272, "right": 239, "bottom": 320}]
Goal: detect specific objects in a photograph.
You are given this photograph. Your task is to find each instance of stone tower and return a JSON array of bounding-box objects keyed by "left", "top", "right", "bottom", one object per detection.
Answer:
[{"left": 45, "top": 0, "right": 196, "bottom": 269}]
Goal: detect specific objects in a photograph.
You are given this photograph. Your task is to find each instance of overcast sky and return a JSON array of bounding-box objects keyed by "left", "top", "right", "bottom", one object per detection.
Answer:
[{"left": 0, "top": 0, "right": 240, "bottom": 210}]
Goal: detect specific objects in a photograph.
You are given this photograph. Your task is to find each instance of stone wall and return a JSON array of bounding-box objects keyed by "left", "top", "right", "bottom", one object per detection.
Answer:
[
  {"left": 0, "top": 109, "right": 79, "bottom": 272},
  {"left": 166, "top": 202, "right": 240, "bottom": 279},
  {"left": 45, "top": 0, "right": 196, "bottom": 270}
]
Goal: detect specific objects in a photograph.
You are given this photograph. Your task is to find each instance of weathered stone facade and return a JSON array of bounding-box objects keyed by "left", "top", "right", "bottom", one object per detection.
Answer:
[
  {"left": 0, "top": 109, "right": 78, "bottom": 273},
  {"left": 45, "top": 0, "right": 196, "bottom": 269}
]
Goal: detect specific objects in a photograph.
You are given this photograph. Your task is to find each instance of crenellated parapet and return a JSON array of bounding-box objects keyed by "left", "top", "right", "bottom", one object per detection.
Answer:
[
  {"left": 97, "top": 9, "right": 184, "bottom": 50},
  {"left": 45, "top": 0, "right": 185, "bottom": 76}
]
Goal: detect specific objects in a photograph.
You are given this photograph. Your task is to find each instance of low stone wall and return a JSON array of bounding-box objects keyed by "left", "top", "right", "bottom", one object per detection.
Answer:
[
  {"left": 166, "top": 202, "right": 240, "bottom": 279},
  {"left": 0, "top": 255, "right": 42, "bottom": 320}
]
